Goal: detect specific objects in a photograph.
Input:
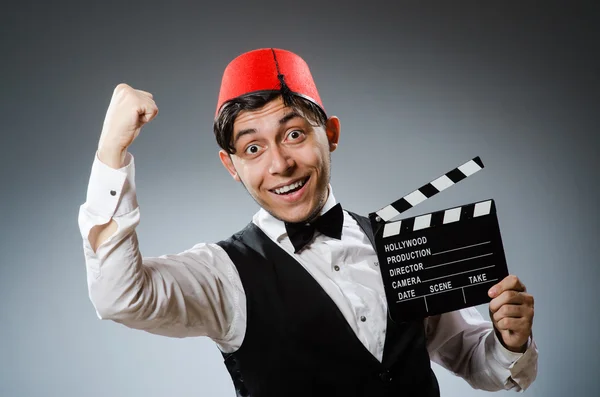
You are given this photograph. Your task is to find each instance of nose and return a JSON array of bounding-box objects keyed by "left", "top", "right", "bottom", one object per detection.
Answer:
[{"left": 268, "top": 145, "right": 294, "bottom": 175}]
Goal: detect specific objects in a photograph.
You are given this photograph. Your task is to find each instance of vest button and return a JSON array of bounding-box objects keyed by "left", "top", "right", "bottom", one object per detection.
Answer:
[
  {"left": 360, "top": 316, "right": 366, "bottom": 322},
  {"left": 334, "top": 265, "right": 340, "bottom": 271},
  {"left": 379, "top": 369, "right": 392, "bottom": 382}
]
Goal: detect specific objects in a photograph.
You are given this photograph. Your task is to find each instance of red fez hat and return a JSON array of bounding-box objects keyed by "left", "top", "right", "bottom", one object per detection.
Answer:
[{"left": 215, "top": 48, "right": 324, "bottom": 118}]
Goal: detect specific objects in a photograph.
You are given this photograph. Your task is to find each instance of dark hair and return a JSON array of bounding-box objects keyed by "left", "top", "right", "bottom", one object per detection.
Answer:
[{"left": 213, "top": 90, "right": 328, "bottom": 154}]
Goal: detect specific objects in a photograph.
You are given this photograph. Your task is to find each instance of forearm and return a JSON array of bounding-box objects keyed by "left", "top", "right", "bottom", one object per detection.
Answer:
[
  {"left": 83, "top": 207, "right": 145, "bottom": 321},
  {"left": 81, "top": 202, "right": 244, "bottom": 342},
  {"left": 427, "top": 308, "right": 538, "bottom": 391},
  {"left": 78, "top": 152, "right": 243, "bottom": 341},
  {"left": 86, "top": 146, "right": 128, "bottom": 251},
  {"left": 88, "top": 219, "right": 116, "bottom": 252}
]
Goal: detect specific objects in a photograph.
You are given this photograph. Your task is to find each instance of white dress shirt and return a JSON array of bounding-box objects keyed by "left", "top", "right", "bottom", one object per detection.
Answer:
[{"left": 78, "top": 152, "right": 538, "bottom": 392}]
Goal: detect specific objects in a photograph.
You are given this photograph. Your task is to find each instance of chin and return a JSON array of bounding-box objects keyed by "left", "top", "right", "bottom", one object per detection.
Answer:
[
  {"left": 266, "top": 204, "right": 313, "bottom": 224},
  {"left": 274, "top": 210, "right": 308, "bottom": 224}
]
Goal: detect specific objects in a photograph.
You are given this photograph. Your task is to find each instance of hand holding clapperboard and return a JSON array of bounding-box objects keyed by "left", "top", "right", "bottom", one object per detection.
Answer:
[{"left": 368, "top": 157, "right": 534, "bottom": 352}]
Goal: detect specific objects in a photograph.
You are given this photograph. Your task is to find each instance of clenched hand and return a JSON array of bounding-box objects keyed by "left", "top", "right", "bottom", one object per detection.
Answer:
[
  {"left": 97, "top": 83, "right": 159, "bottom": 169},
  {"left": 488, "top": 275, "right": 534, "bottom": 353}
]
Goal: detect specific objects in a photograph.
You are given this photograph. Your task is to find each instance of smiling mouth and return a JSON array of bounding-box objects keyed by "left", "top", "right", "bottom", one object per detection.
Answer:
[{"left": 271, "top": 177, "right": 309, "bottom": 195}]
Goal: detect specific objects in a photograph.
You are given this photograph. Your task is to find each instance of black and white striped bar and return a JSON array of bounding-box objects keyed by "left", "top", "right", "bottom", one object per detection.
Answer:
[
  {"left": 375, "top": 156, "right": 484, "bottom": 223},
  {"left": 371, "top": 199, "right": 509, "bottom": 321},
  {"left": 382, "top": 200, "right": 493, "bottom": 238}
]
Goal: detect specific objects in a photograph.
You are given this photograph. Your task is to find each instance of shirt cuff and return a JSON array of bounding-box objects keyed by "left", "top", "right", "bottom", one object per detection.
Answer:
[
  {"left": 491, "top": 331, "right": 538, "bottom": 390},
  {"left": 508, "top": 337, "right": 538, "bottom": 386},
  {"left": 491, "top": 331, "right": 526, "bottom": 364},
  {"left": 85, "top": 151, "right": 138, "bottom": 219}
]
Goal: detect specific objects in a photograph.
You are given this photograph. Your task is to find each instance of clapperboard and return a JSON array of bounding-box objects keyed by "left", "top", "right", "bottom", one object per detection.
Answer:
[{"left": 368, "top": 157, "right": 509, "bottom": 321}]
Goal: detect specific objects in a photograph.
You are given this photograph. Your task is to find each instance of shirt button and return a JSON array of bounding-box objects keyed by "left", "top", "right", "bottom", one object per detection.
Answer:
[
  {"left": 110, "top": 190, "right": 117, "bottom": 196},
  {"left": 333, "top": 265, "right": 340, "bottom": 271},
  {"left": 360, "top": 316, "right": 366, "bottom": 322}
]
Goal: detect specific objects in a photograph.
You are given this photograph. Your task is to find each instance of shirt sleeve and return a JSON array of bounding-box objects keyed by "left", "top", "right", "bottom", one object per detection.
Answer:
[
  {"left": 77, "top": 152, "right": 246, "bottom": 352},
  {"left": 425, "top": 307, "right": 538, "bottom": 391}
]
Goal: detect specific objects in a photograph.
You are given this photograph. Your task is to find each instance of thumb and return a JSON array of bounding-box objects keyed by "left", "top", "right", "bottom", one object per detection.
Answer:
[{"left": 138, "top": 103, "right": 159, "bottom": 124}]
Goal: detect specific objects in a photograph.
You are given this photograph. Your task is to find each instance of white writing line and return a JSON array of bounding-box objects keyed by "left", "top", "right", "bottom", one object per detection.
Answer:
[
  {"left": 432, "top": 241, "right": 491, "bottom": 256},
  {"left": 424, "top": 296, "right": 428, "bottom": 312},
  {"left": 427, "top": 253, "right": 494, "bottom": 270},
  {"left": 462, "top": 288, "right": 466, "bottom": 303},
  {"left": 396, "top": 278, "right": 499, "bottom": 303},
  {"left": 422, "top": 265, "right": 495, "bottom": 283}
]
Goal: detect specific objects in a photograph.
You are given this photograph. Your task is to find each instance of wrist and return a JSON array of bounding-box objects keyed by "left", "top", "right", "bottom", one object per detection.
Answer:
[
  {"left": 97, "top": 145, "right": 127, "bottom": 169},
  {"left": 506, "top": 340, "right": 528, "bottom": 353}
]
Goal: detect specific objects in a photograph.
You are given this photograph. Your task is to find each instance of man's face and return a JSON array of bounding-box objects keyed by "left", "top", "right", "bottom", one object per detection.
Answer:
[{"left": 219, "top": 96, "right": 340, "bottom": 223}]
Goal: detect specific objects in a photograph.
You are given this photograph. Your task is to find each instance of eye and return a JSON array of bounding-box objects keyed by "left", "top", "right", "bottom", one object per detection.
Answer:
[
  {"left": 244, "top": 144, "right": 261, "bottom": 155},
  {"left": 286, "top": 130, "right": 305, "bottom": 141}
]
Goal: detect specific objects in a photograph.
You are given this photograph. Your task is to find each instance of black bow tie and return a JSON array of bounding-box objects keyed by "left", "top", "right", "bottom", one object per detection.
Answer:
[{"left": 284, "top": 203, "right": 344, "bottom": 253}]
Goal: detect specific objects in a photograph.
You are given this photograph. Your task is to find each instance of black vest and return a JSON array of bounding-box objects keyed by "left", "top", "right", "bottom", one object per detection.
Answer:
[{"left": 216, "top": 212, "right": 440, "bottom": 397}]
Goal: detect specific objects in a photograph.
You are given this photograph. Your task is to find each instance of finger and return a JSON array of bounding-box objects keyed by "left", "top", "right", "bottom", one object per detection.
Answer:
[
  {"left": 490, "top": 291, "right": 534, "bottom": 315},
  {"left": 489, "top": 290, "right": 524, "bottom": 313},
  {"left": 135, "top": 101, "right": 158, "bottom": 124},
  {"left": 492, "top": 304, "right": 529, "bottom": 323},
  {"left": 496, "top": 316, "right": 530, "bottom": 332},
  {"left": 135, "top": 89, "right": 154, "bottom": 98},
  {"left": 141, "top": 105, "right": 159, "bottom": 123},
  {"left": 496, "top": 316, "right": 519, "bottom": 331},
  {"left": 488, "top": 274, "right": 526, "bottom": 298}
]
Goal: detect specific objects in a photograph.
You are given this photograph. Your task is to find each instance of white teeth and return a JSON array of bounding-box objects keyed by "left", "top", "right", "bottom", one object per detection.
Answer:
[{"left": 274, "top": 179, "right": 305, "bottom": 194}]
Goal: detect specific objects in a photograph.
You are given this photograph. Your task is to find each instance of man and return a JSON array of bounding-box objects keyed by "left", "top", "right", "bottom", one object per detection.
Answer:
[{"left": 79, "top": 48, "right": 538, "bottom": 396}]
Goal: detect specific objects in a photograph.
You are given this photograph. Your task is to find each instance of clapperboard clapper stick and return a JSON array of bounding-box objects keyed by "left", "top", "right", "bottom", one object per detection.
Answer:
[{"left": 368, "top": 157, "right": 510, "bottom": 321}]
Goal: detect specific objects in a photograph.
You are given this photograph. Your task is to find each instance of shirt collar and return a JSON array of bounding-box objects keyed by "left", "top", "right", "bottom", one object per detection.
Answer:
[{"left": 253, "top": 184, "right": 338, "bottom": 243}]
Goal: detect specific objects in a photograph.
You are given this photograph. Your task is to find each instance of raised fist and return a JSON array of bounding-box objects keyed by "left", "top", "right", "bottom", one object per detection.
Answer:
[{"left": 97, "top": 83, "right": 158, "bottom": 168}]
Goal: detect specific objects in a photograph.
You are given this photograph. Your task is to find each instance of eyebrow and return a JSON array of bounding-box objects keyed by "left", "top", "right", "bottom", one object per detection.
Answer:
[
  {"left": 232, "top": 111, "right": 304, "bottom": 147},
  {"left": 278, "top": 110, "right": 302, "bottom": 125}
]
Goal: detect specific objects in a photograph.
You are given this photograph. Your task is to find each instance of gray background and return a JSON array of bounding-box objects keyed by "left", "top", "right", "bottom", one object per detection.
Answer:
[{"left": 1, "top": 1, "right": 598, "bottom": 396}]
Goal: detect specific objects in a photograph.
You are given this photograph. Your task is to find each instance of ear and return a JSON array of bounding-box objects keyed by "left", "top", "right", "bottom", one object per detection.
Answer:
[
  {"left": 325, "top": 116, "right": 340, "bottom": 152},
  {"left": 219, "top": 150, "right": 241, "bottom": 182}
]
